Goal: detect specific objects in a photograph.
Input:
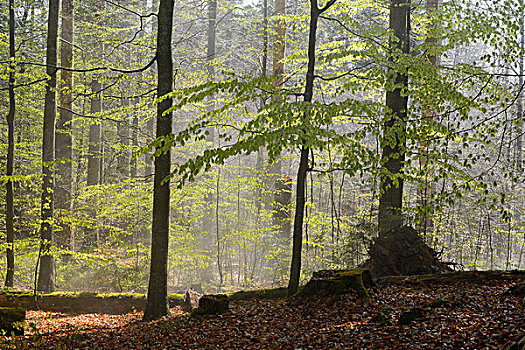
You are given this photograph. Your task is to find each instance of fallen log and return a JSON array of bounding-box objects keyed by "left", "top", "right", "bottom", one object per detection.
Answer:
[
  {"left": 0, "top": 307, "right": 25, "bottom": 335},
  {"left": 0, "top": 291, "right": 184, "bottom": 315}
]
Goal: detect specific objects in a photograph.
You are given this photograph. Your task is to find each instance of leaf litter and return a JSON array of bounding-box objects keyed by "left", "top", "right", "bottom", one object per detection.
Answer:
[{"left": 1, "top": 279, "right": 523, "bottom": 349}]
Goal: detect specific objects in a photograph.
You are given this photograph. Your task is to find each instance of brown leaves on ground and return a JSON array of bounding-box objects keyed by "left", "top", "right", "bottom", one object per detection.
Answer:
[{"left": 1, "top": 279, "right": 523, "bottom": 349}]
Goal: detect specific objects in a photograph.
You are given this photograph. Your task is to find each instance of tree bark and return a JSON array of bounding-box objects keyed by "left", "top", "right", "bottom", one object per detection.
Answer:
[
  {"left": 55, "top": 0, "right": 75, "bottom": 252},
  {"left": 378, "top": 0, "right": 410, "bottom": 235},
  {"left": 143, "top": 0, "right": 174, "bottom": 321},
  {"left": 87, "top": 77, "right": 102, "bottom": 186},
  {"left": 38, "top": 0, "right": 61, "bottom": 293},
  {"left": 516, "top": 16, "right": 524, "bottom": 170},
  {"left": 117, "top": 97, "right": 130, "bottom": 178},
  {"left": 131, "top": 100, "right": 138, "bottom": 178},
  {"left": 86, "top": 1, "right": 104, "bottom": 187},
  {"left": 4, "top": 0, "right": 16, "bottom": 288}
]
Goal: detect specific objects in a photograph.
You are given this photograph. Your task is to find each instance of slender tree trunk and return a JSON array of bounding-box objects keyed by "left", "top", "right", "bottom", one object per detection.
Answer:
[
  {"left": 204, "top": 0, "right": 218, "bottom": 236},
  {"left": 87, "top": 1, "right": 104, "bottom": 187},
  {"left": 55, "top": 0, "right": 75, "bottom": 252},
  {"left": 378, "top": 0, "right": 410, "bottom": 235},
  {"left": 288, "top": 0, "right": 333, "bottom": 296},
  {"left": 38, "top": 0, "right": 61, "bottom": 293},
  {"left": 206, "top": 0, "right": 217, "bottom": 144},
  {"left": 144, "top": 1, "right": 159, "bottom": 182},
  {"left": 87, "top": 77, "right": 102, "bottom": 186},
  {"left": 270, "top": 0, "right": 288, "bottom": 238},
  {"left": 5, "top": 0, "right": 16, "bottom": 288},
  {"left": 417, "top": 0, "right": 438, "bottom": 236},
  {"left": 516, "top": 16, "right": 524, "bottom": 170},
  {"left": 117, "top": 97, "right": 130, "bottom": 178},
  {"left": 143, "top": 0, "right": 174, "bottom": 321},
  {"left": 131, "top": 100, "right": 139, "bottom": 178}
]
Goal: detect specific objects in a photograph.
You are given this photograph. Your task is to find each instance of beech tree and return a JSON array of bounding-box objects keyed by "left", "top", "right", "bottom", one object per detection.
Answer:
[
  {"left": 143, "top": 0, "right": 174, "bottom": 321},
  {"left": 4, "top": 0, "right": 16, "bottom": 288},
  {"left": 55, "top": 0, "right": 75, "bottom": 253},
  {"left": 377, "top": 0, "right": 411, "bottom": 235},
  {"left": 38, "top": 0, "right": 61, "bottom": 293}
]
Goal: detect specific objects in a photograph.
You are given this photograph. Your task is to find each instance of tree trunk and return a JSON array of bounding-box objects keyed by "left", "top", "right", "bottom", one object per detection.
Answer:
[
  {"left": 270, "top": 0, "right": 287, "bottom": 238},
  {"left": 86, "top": 1, "right": 104, "bottom": 187},
  {"left": 417, "top": 0, "right": 438, "bottom": 236},
  {"left": 87, "top": 78, "right": 102, "bottom": 186},
  {"left": 206, "top": 0, "right": 217, "bottom": 144},
  {"left": 117, "top": 97, "right": 130, "bottom": 178},
  {"left": 288, "top": 0, "right": 331, "bottom": 296},
  {"left": 131, "top": 101, "right": 138, "bottom": 178},
  {"left": 143, "top": 0, "right": 174, "bottom": 321},
  {"left": 55, "top": 0, "right": 75, "bottom": 252},
  {"left": 516, "top": 16, "right": 524, "bottom": 170},
  {"left": 4, "top": 0, "right": 16, "bottom": 288},
  {"left": 378, "top": 0, "right": 410, "bottom": 235},
  {"left": 38, "top": 0, "right": 61, "bottom": 293}
]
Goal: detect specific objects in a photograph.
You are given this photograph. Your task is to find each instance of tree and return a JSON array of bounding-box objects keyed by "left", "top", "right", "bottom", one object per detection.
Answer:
[
  {"left": 269, "top": 0, "right": 289, "bottom": 241},
  {"left": 516, "top": 16, "right": 524, "bottom": 170},
  {"left": 38, "top": 0, "right": 61, "bottom": 293},
  {"left": 288, "top": 0, "right": 336, "bottom": 297},
  {"left": 86, "top": 1, "right": 104, "bottom": 188},
  {"left": 143, "top": 0, "right": 174, "bottom": 321},
  {"left": 416, "top": 0, "right": 439, "bottom": 236},
  {"left": 377, "top": 0, "right": 411, "bottom": 234},
  {"left": 4, "top": 0, "right": 16, "bottom": 289},
  {"left": 55, "top": 0, "right": 75, "bottom": 253}
]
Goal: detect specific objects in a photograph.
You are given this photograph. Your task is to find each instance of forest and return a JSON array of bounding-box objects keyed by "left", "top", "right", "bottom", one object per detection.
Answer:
[{"left": 0, "top": 0, "right": 524, "bottom": 348}]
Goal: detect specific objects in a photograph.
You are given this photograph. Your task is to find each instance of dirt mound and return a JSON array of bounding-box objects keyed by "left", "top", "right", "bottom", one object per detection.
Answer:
[{"left": 363, "top": 226, "right": 451, "bottom": 278}]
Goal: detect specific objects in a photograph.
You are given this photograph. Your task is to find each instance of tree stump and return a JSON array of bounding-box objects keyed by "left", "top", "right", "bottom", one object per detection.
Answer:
[
  {"left": 294, "top": 268, "right": 373, "bottom": 299},
  {"left": 181, "top": 289, "right": 202, "bottom": 312},
  {"left": 362, "top": 226, "right": 451, "bottom": 278},
  {"left": 191, "top": 294, "right": 229, "bottom": 316},
  {"left": 0, "top": 307, "right": 25, "bottom": 335}
]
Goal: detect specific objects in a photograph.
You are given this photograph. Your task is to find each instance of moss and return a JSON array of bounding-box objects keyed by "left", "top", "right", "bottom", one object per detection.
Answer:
[
  {"left": 292, "top": 268, "right": 372, "bottom": 300},
  {"left": 228, "top": 287, "right": 288, "bottom": 301},
  {"left": 371, "top": 312, "right": 391, "bottom": 327},
  {"left": 505, "top": 282, "right": 525, "bottom": 296},
  {"left": 399, "top": 307, "right": 425, "bottom": 325},
  {"left": 425, "top": 297, "right": 457, "bottom": 309},
  {"left": 168, "top": 294, "right": 185, "bottom": 306},
  {"left": 0, "top": 307, "right": 25, "bottom": 336},
  {"left": 102, "top": 293, "right": 144, "bottom": 299}
]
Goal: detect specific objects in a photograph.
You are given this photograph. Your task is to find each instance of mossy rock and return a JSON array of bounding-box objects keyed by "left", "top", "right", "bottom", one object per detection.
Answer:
[
  {"left": 425, "top": 298, "right": 457, "bottom": 309},
  {"left": 0, "top": 307, "right": 25, "bottom": 336},
  {"left": 371, "top": 311, "right": 391, "bottom": 327},
  {"left": 506, "top": 333, "right": 525, "bottom": 350},
  {"left": 192, "top": 294, "right": 229, "bottom": 316},
  {"left": 504, "top": 281, "right": 525, "bottom": 296},
  {"left": 295, "top": 268, "right": 373, "bottom": 299},
  {"left": 399, "top": 307, "right": 425, "bottom": 325}
]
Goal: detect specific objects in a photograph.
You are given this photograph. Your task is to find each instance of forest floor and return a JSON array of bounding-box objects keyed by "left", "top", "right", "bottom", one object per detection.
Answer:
[{"left": 0, "top": 277, "right": 523, "bottom": 349}]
